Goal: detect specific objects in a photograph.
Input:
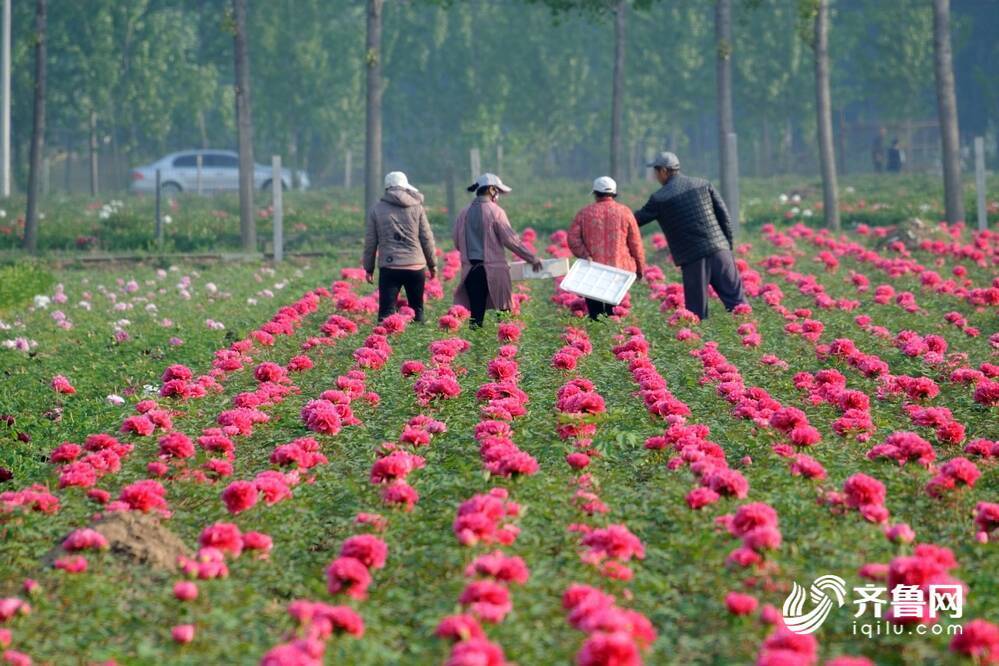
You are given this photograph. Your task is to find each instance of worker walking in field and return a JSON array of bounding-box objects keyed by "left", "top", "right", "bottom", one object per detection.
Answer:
[
  {"left": 452, "top": 173, "right": 542, "bottom": 328},
  {"left": 567, "top": 176, "right": 646, "bottom": 320},
  {"left": 363, "top": 171, "right": 437, "bottom": 323},
  {"left": 634, "top": 152, "right": 746, "bottom": 319}
]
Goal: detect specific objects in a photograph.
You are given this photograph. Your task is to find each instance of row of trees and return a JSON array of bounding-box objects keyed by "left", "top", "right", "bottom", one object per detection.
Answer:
[{"left": 14, "top": 0, "right": 993, "bottom": 250}]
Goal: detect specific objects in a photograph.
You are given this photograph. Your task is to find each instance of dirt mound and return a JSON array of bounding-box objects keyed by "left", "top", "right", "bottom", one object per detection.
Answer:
[{"left": 48, "top": 511, "right": 189, "bottom": 573}]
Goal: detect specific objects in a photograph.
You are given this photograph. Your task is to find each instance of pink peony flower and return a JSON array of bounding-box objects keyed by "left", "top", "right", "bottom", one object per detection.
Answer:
[
  {"left": 339, "top": 535, "right": 388, "bottom": 570},
  {"left": 458, "top": 580, "right": 512, "bottom": 623},
  {"left": 54, "top": 555, "right": 88, "bottom": 573},
  {"left": 51, "top": 375, "right": 76, "bottom": 394},
  {"left": 950, "top": 618, "right": 999, "bottom": 662},
  {"left": 444, "top": 638, "right": 506, "bottom": 666},
  {"left": 725, "top": 592, "right": 758, "bottom": 615},
  {"left": 325, "top": 556, "right": 371, "bottom": 599},
  {"left": 171, "top": 624, "right": 195, "bottom": 644},
  {"left": 221, "top": 480, "right": 258, "bottom": 515},
  {"left": 173, "top": 581, "right": 198, "bottom": 601},
  {"left": 435, "top": 614, "right": 485, "bottom": 642}
]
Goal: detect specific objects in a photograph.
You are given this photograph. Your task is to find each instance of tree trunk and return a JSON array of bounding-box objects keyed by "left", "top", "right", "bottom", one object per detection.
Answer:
[
  {"left": 837, "top": 108, "right": 847, "bottom": 176},
  {"left": 761, "top": 118, "right": 771, "bottom": 177},
  {"left": 232, "top": 0, "right": 256, "bottom": 252},
  {"left": 813, "top": 0, "right": 839, "bottom": 230},
  {"left": 609, "top": 0, "right": 626, "bottom": 181},
  {"left": 364, "top": 0, "right": 383, "bottom": 213},
  {"left": 88, "top": 109, "right": 98, "bottom": 196},
  {"left": 716, "top": 0, "right": 735, "bottom": 201},
  {"left": 62, "top": 133, "right": 70, "bottom": 193},
  {"left": 288, "top": 128, "right": 299, "bottom": 189},
  {"left": 197, "top": 110, "right": 208, "bottom": 149},
  {"left": 932, "top": 0, "right": 964, "bottom": 223},
  {"left": 23, "top": 0, "right": 45, "bottom": 254},
  {"left": 445, "top": 158, "right": 456, "bottom": 226}
]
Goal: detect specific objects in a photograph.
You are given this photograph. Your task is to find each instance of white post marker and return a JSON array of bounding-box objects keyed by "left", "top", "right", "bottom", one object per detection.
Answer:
[
  {"left": 726, "top": 132, "right": 741, "bottom": 239},
  {"left": 1, "top": 0, "right": 9, "bottom": 198},
  {"left": 272, "top": 154, "right": 283, "bottom": 263},
  {"left": 196, "top": 153, "right": 203, "bottom": 195},
  {"left": 344, "top": 149, "right": 352, "bottom": 189},
  {"left": 470, "top": 147, "right": 481, "bottom": 182},
  {"left": 155, "top": 169, "right": 163, "bottom": 247},
  {"left": 974, "top": 136, "right": 987, "bottom": 232}
]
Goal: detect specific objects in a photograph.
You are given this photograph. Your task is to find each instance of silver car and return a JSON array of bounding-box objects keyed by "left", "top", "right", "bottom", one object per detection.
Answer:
[{"left": 129, "top": 149, "right": 310, "bottom": 194}]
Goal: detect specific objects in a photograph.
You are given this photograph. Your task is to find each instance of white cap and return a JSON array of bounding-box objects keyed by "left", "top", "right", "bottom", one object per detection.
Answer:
[
  {"left": 384, "top": 171, "right": 418, "bottom": 193},
  {"left": 467, "top": 173, "right": 512, "bottom": 193},
  {"left": 592, "top": 176, "right": 617, "bottom": 195}
]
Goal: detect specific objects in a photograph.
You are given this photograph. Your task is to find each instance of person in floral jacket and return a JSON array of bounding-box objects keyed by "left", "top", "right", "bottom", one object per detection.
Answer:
[{"left": 567, "top": 176, "right": 646, "bottom": 319}]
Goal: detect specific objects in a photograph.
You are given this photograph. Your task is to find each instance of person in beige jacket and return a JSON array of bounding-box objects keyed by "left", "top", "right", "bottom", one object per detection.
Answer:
[{"left": 362, "top": 171, "right": 437, "bottom": 322}]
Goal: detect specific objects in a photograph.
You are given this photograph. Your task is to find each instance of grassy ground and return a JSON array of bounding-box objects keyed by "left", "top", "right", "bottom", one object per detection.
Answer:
[{"left": 0, "top": 215, "right": 996, "bottom": 663}]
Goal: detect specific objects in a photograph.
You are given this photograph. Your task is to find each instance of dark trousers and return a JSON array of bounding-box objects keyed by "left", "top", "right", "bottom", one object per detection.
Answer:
[
  {"left": 464, "top": 264, "right": 489, "bottom": 327},
  {"left": 585, "top": 298, "right": 615, "bottom": 321},
  {"left": 680, "top": 249, "right": 746, "bottom": 320},
  {"left": 378, "top": 267, "right": 425, "bottom": 322}
]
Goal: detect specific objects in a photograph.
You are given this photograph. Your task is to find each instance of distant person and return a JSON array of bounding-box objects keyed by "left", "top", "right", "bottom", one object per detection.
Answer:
[
  {"left": 362, "top": 171, "right": 437, "bottom": 323},
  {"left": 567, "top": 176, "right": 646, "bottom": 320},
  {"left": 887, "top": 138, "right": 905, "bottom": 172},
  {"left": 634, "top": 152, "right": 746, "bottom": 320},
  {"left": 452, "top": 173, "right": 542, "bottom": 328},
  {"left": 872, "top": 127, "right": 887, "bottom": 173}
]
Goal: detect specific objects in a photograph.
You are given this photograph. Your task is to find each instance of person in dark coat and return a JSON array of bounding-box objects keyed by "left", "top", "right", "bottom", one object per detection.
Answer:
[{"left": 634, "top": 151, "right": 747, "bottom": 320}]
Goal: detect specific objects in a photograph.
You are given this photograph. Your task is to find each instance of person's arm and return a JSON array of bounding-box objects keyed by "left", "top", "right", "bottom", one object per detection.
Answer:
[
  {"left": 633, "top": 195, "right": 659, "bottom": 227},
  {"left": 625, "top": 212, "right": 646, "bottom": 277},
  {"left": 494, "top": 207, "right": 541, "bottom": 267},
  {"left": 709, "top": 185, "right": 734, "bottom": 248},
  {"left": 452, "top": 208, "right": 464, "bottom": 250},
  {"left": 417, "top": 206, "right": 437, "bottom": 276},
  {"left": 362, "top": 208, "right": 378, "bottom": 275},
  {"left": 567, "top": 211, "right": 589, "bottom": 259}
]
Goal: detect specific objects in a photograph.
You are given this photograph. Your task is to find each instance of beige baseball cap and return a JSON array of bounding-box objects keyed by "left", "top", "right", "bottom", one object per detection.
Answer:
[
  {"left": 468, "top": 173, "right": 512, "bottom": 193},
  {"left": 384, "top": 171, "right": 419, "bottom": 193}
]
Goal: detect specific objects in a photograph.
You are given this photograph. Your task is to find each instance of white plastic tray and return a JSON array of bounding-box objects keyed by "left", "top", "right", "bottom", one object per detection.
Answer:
[
  {"left": 560, "top": 259, "right": 636, "bottom": 305},
  {"left": 510, "top": 257, "right": 570, "bottom": 281}
]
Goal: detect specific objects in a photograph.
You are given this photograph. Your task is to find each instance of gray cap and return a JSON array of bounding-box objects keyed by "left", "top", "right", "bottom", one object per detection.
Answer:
[
  {"left": 468, "top": 172, "right": 512, "bottom": 193},
  {"left": 646, "top": 151, "right": 680, "bottom": 170}
]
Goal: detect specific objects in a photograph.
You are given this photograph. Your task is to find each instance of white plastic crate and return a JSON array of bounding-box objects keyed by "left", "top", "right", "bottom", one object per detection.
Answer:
[
  {"left": 559, "top": 259, "right": 636, "bottom": 305},
  {"left": 510, "top": 257, "right": 570, "bottom": 281}
]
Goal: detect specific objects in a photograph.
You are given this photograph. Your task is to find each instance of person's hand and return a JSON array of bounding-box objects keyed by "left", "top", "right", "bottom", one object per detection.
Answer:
[
  {"left": 635, "top": 270, "right": 643, "bottom": 282},
  {"left": 428, "top": 267, "right": 437, "bottom": 280},
  {"left": 531, "top": 258, "right": 544, "bottom": 272},
  {"left": 365, "top": 272, "right": 374, "bottom": 284}
]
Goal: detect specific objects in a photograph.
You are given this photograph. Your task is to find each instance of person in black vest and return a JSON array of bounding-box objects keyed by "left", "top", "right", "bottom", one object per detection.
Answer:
[{"left": 634, "top": 151, "right": 747, "bottom": 319}]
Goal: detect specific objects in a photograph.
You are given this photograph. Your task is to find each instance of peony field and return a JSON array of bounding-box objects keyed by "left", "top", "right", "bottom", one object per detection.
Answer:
[{"left": 1, "top": 210, "right": 998, "bottom": 665}]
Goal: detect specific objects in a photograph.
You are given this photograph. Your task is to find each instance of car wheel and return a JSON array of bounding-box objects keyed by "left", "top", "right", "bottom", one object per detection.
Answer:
[
  {"left": 261, "top": 179, "right": 286, "bottom": 192},
  {"left": 160, "top": 182, "right": 182, "bottom": 197}
]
